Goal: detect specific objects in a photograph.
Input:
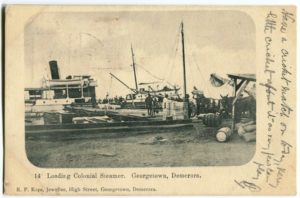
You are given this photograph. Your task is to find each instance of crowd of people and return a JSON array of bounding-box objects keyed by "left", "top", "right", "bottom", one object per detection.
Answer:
[{"left": 98, "top": 96, "right": 125, "bottom": 106}]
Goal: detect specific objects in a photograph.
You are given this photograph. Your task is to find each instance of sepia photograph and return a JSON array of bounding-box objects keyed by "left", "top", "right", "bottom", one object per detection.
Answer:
[
  {"left": 4, "top": 5, "right": 296, "bottom": 195},
  {"left": 24, "top": 10, "right": 256, "bottom": 168}
]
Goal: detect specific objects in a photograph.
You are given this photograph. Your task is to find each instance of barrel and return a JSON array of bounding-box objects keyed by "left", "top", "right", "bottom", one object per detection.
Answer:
[
  {"left": 202, "top": 113, "right": 221, "bottom": 127},
  {"left": 216, "top": 127, "right": 232, "bottom": 142}
]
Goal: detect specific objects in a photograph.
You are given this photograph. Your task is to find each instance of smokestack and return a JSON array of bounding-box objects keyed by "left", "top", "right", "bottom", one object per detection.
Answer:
[{"left": 49, "top": 60, "right": 60, "bottom": 80}]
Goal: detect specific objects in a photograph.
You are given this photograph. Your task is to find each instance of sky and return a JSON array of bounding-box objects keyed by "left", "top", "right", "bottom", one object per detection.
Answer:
[{"left": 25, "top": 10, "right": 255, "bottom": 99}]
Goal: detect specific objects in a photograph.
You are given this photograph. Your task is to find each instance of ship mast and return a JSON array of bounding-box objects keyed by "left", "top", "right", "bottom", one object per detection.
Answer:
[
  {"left": 181, "top": 22, "right": 187, "bottom": 102},
  {"left": 131, "top": 44, "right": 139, "bottom": 92}
]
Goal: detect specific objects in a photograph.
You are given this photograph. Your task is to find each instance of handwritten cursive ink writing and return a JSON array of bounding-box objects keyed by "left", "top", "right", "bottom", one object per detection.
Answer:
[{"left": 234, "top": 180, "right": 261, "bottom": 192}]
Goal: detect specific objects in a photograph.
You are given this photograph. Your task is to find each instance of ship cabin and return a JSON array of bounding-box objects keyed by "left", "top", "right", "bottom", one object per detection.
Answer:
[{"left": 25, "top": 75, "right": 97, "bottom": 105}]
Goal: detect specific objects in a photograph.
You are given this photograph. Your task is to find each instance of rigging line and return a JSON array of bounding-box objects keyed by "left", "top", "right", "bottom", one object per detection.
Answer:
[
  {"left": 186, "top": 52, "right": 196, "bottom": 90},
  {"left": 191, "top": 52, "right": 213, "bottom": 97},
  {"left": 135, "top": 63, "right": 174, "bottom": 87},
  {"left": 164, "top": 24, "right": 181, "bottom": 82},
  {"left": 163, "top": 24, "right": 181, "bottom": 79},
  {"left": 191, "top": 52, "right": 203, "bottom": 83},
  {"left": 135, "top": 63, "right": 164, "bottom": 81},
  {"left": 184, "top": 33, "right": 206, "bottom": 94},
  {"left": 187, "top": 33, "right": 205, "bottom": 87},
  {"left": 184, "top": 38, "right": 197, "bottom": 89},
  {"left": 108, "top": 76, "right": 113, "bottom": 96},
  {"left": 185, "top": 34, "right": 212, "bottom": 96},
  {"left": 164, "top": 37, "right": 180, "bottom": 86}
]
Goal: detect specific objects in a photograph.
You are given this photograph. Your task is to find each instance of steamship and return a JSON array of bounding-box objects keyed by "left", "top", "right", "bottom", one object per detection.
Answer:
[{"left": 25, "top": 60, "right": 97, "bottom": 113}]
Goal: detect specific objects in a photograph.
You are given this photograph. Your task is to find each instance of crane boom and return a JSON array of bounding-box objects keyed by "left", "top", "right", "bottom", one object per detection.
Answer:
[{"left": 109, "top": 73, "right": 137, "bottom": 93}]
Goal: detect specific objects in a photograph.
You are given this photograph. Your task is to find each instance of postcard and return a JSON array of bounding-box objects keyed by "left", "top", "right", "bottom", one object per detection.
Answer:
[{"left": 4, "top": 5, "right": 296, "bottom": 195}]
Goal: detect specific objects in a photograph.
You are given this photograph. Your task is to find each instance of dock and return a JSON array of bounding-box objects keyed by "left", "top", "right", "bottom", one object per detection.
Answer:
[{"left": 25, "top": 119, "right": 194, "bottom": 139}]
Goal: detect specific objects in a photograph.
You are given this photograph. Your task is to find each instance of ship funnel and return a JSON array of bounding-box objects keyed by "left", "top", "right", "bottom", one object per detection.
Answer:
[{"left": 49, "top": 60, "right": 60, "bottom": 79}]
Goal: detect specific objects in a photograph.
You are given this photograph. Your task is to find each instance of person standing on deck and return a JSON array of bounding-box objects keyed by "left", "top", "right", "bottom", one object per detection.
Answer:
[
  {"left": 186, "top": 94, "right": 192, "bottom": 119},
  {"left": 145, "top": 93, "right": 153, "bottom": 116},
  {"left": 152, "top": 96, "right": 158, "bottom": 116},
  {"left": 91, "top": 96, "right": 97, "bottom": 108},
  {"left": 163, "top": 94, "right": 169, "bottom": 108}
]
